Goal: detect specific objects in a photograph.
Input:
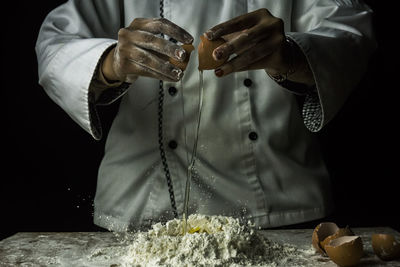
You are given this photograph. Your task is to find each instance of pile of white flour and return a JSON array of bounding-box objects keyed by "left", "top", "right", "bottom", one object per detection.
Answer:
[{"left": 120, "top": 214, "right": 312, "bottom": 266}]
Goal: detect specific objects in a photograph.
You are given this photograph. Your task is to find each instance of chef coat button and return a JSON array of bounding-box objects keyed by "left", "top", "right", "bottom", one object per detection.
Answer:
[
  {"left": 168, "top": 140, "right": 178, "bottom": 149},
  {"left": 168, "top": 86, "right": 177, "bottom": 96},
  {"left": 244, "top": 78, "right": 253, "bottom": 87},
  {"left": 169, "top": 37, "right": 178, "bottom": 43},
  {"left": 248, "top": 131, "right": 258, "bottom": 141}
]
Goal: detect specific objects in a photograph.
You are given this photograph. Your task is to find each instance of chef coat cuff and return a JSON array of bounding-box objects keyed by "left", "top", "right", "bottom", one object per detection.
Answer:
[
  {"left": 285, "top": 29, "right": 376, "bottom": 132},
  {"left": 283, "top": 33, "right": 324, "bottom": 132},
  {"left": 38, "top": 38, "right": 124, "bottom": 140},
  {"left": 88, "top": 43, "right": 132, "bottom": 140},
  {"left": 301, "top": 88, "right": 322, "bottom": 132},
  {"left": 265, "top": 39, "right": 322, "bottom": 132},
  {"left": 273, "top": 81, "right": 322, "bottom": 132}
]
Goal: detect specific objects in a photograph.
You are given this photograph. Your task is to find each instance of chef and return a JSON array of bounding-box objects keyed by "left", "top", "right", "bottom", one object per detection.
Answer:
[{"left": 36, "top": 0, "right": 376, "bottom": 231}]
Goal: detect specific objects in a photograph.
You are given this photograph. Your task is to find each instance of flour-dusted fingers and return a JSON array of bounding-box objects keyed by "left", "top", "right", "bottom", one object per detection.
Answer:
[
  {"left": 203, "top": 8, "right": 291, "bottom": 78},
  {"left": 118, "top": 28, "right": 186, "bottom": 62},
  {"left": 127, "top": 60, "right": 181, "bottom": 82},
  {"left": 204, "top": 9, "right": 263, "bottom": 41},
  {"left": 239, "top": 50, "right": 287, "bottom": 73},
  {"left": 214, "top": 38, "right": 278, "bottom": 77},
  {"left": 116, "top": 45, "right": 183, "bottom": 82},
  {"left": 212, "top": 16, "right": 283, "bottom": 61},
  {"left": 215, "top": 35, "right": 287, "bottom": 77},
  {"left": 101, "top": 17, "right": 193, "bottom": 83},
  {"left": 128, "top": 18, "right": 194, "bottom": 44}
]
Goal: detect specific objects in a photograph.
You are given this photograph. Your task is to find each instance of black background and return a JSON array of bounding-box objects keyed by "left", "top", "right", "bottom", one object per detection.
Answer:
[{"left": 2, "top": 0, "right": 398, "bottom": 241}]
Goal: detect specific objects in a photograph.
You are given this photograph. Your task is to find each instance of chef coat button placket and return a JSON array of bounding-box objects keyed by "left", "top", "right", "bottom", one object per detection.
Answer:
[
  {"left": 243, "top": 78, "right": 253, "bottom": 87},
  {"left": 248, "top": 131, "right": 258, "bottom": 141},
  {"left": 168, "top": 140, "right": 178, "bottom": 150},
  {"left": 168, "top": 86, "right": 177, "bottom": 96}
]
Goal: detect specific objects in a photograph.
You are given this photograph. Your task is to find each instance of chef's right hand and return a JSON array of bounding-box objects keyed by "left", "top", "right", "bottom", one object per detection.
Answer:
[{"left": 101, "top": 18, "right": 194, "bottom": 83}]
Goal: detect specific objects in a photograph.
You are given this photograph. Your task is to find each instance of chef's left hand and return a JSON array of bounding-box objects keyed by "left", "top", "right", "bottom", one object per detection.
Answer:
[{"left": 204, "top": 8, "right": 314, "bottom": 85}]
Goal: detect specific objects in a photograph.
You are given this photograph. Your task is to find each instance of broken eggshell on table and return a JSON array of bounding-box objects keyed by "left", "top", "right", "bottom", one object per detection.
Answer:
[
  {"left": 312, "top": 222, "right": 362, "bottom": 267},
  {"left": 325, "top": 235, "right": 364, "bottom": 267},
  {"left": 312, "top": 222, "right": 354, "bottom": 255},
  {"left": 320, "top": 225, "right": 355, "bottom": 253},
  {"left": 372, "top": 233, "right": 400, "bottom": 261}
]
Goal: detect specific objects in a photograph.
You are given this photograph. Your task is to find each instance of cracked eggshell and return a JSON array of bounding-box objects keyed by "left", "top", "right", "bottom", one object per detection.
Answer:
[
  {"left": 312, "top": 222, "right": 340, "bottom": 254},
  {"left": 325, "top": 236, "right": 364, "bottom": 267},
  {"left": 320, "top": 226, "right": 355, "bottom": 253},
  {"left": 372, "top": 233, "right": 400, "bottom": 261},
  {"left": 169, "top": 44, "right": 195, "bottom": 71},
  {"left": 197, "top": 35, "right": 227, "bottom": 70}
]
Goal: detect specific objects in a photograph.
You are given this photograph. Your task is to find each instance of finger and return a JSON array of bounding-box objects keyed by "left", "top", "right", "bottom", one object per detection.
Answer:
[
  {"left": 212, "top": 21, "right": 275, "bottom": 61},
  {"left": 238, "top": 54, "right": 271, "bottom": 71},
  {"left": 221, "top": 31, "right": 257, "bottom": 55},
  {"left": 204, "top": 15, "right": 255, "bottom": 41},
  {"left": 247, "top": 49, "right": 289, "bottom": 74},
  {"left": 169, "top": 44, "right": 195, "bottom": 71},
  {"left": 128, "top": 61, "right": 179, "bottom": 82},
  {"left": 214, "top": 37, "right": 279, "bottom": 77},
  {"left": 120, "top": 45, "right": 183, "bottom": 81},
  {"left": 204, "top": 8, "right": 272, "bottom": 40},
  {"left": 213, "top": 17, "right": 283, "bottom": 61},
  {"left": 221, "top": 31, "right": 243, "bottom": 42},
  {"left": 119, "top": 28, "right": 186, "bottom": 61},
  {"left": 129, "top": 18, "right": 193, "bottom": 44},
  {"left": 243, "top": 37, "right": 289, "bottom": 73}
]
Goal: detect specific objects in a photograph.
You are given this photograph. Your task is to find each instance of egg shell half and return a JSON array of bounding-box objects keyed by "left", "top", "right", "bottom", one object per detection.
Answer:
[
  {"left": 312, "top": 222, "right": 339, "bottom": 255},
  {"left": 325, "top": 236, "right": 364, "bottom": 267},
  {"left": 372, "top": 233, "right": 400, "bottom": 261},
  {"left": 198, "top": 35, "right": 227, "bottom": 70},
  {"left": 321, "top": 226, "right": 355, "bottom": 253}
]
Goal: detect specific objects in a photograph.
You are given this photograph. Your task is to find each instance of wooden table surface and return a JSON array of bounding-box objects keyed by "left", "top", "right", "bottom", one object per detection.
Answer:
[{"left": 0, "top": 227, "right": 399, "bottom": 266}]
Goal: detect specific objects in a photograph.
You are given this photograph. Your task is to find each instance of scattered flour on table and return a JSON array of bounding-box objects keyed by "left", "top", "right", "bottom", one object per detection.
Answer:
[{"left": 119, "top": 214, "right": 314, "bottom": 267}]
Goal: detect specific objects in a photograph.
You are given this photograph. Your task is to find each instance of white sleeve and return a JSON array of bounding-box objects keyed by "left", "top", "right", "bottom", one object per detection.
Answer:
[
  {"left": 286, "top": 0, "right": 376, "bottom": 131},
  {"left": 35, "top": 0, "right": 125, "bottom": 140}
]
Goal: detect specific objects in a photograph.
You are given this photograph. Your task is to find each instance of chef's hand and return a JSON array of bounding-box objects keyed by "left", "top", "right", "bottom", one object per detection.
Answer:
[
  {"left": 102, "top": 18, "right": 194, "bottom": 83},
  {"left": 204, "top": 8, "right": 314, "bottom": 85}
]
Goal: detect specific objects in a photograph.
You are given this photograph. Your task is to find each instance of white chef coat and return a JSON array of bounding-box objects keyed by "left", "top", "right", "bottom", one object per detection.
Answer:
[{"left": 36, "top": 0, "right": 376, "bottom": 231}]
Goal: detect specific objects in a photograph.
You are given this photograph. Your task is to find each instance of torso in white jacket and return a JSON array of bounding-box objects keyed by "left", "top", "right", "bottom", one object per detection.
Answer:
[{"left": 36, "top": 0, "right": 375, "bottom": 231}]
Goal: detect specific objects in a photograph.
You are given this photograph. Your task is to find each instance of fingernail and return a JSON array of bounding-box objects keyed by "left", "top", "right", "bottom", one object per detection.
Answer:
[
  {"left": 213, "top": 49, "right": 224, "bottom": 60},
  {"left": 173, "top": 68, "right": 183, "bottom": 80},
  {"left": 185, "top": 35, "right": 194, "bottom": 44},
  {"left": 215, "top": 68, "right": 224, "bottom": 77},
  {"left": 175, "top": 48, "right": 186, "bottom": 60},
  {"left": 204, "top": 31, "right": 213, "bottom": 40}
]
